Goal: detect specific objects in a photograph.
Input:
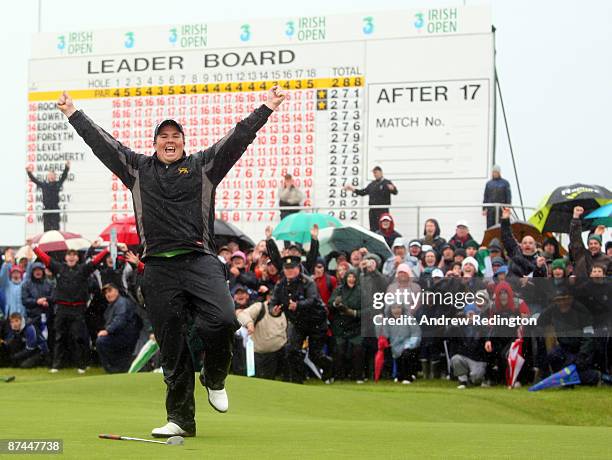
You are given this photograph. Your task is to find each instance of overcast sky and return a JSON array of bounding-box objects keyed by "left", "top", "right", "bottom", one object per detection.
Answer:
[{"left": 1, "top": 0, "right": 610, "bottom": 244}]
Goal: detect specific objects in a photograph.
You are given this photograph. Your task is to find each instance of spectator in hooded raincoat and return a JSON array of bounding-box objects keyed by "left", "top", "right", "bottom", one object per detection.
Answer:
[
  {"left": 329, "top": 268, "right": 363, "bottom": 382},
  {"left": 375, "top": 213, "right": 402, "bottom": 248},
  {"left": 420, "top": 218, "right": 447, "bottom": 254}
]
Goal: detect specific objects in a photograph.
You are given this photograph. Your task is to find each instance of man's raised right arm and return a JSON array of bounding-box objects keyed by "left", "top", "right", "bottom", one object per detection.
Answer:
[{"left": 57, "top": 91, "right": 139, "bottom": 188}]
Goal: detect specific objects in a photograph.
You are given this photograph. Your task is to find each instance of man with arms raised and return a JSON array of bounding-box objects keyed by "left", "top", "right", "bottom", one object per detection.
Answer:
[{"left": 56, "top": 86, "right": 286, "bottom": 437}]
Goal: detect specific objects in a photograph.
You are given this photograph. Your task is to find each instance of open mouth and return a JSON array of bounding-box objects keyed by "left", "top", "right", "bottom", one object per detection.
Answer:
[{"left": 165, "top": 146, "right": 176, "bottom": 153}]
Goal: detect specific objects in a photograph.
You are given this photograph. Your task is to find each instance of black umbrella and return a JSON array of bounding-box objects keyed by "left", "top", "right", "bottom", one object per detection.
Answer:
[
  {"left": 213, "top": 220, "right": 255, "bottom": 250},
  {"left": 529, "top": 183, "right": 612, "bottom": 233}
]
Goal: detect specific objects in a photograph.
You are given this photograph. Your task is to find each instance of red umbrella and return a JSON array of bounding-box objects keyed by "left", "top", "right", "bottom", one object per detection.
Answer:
[
  {"left": 374, "top": 336, "right": 389, "bottom": 382},
  {"left": 99, "top": 215, "right": 140, "bottom": 246},
  {"left": 31, "top": 230, "right": 90, "bottom": 253}
]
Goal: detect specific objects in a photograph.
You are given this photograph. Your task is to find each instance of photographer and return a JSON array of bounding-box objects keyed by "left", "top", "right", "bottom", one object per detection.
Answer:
[{"left": 269, "top": 255, "right": 332, "bottom": 384}]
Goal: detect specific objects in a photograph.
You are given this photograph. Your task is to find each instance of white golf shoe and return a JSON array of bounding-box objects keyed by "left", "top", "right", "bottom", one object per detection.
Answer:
[
  {"left": 206, "top": 387, "right": 228, "bottom": 413},
  {"left": 151, "top": 422, "right": 194, "bottom": 438}
]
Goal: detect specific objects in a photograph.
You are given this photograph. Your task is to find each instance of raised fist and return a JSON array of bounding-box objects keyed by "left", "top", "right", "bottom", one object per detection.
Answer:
[{"left": 57, "top": 91, "right": 77, "bottom": 118}]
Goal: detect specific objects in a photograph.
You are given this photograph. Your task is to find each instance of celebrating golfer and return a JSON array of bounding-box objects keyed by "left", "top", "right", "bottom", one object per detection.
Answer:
[{"left": 57, "top": 86, "right": 286, "bottom": 438}]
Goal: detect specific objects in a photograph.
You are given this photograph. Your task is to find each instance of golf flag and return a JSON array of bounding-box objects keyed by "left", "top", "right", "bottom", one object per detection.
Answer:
[
  {"left": 246, "top": 336, "right": 255, "bottom": 377},
  {"left": 110, "top": 228, "right": 117, "bottom": 269},
  {"left": 528, "top": 364, "right": 581, "bottom": 391},
  {"left": 506, "top": 338, "right": 525, "bottom": 388},
  {"left": 128, "top": 339, "right": 159, "bottom": 374},
  {"left": 302, "top": 350, "right": 322, "bottom": 379},
  {"left": 40, "top": 313, "right": 48, "bottom": 341}
]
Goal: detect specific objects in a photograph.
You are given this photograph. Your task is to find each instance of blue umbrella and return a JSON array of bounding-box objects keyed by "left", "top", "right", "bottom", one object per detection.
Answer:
[{"left": 585, "top": 203, "right": 612, "bottom": 227}]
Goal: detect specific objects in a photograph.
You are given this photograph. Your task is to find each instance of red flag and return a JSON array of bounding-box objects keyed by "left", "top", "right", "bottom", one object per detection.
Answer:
[{"left": 506, "top": 338, "right": 525, "bottom": 388}]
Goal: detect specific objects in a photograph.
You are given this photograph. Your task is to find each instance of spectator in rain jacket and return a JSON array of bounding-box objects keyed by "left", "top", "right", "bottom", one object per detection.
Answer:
[
  {"left": 375, "top": 213, "right": 402, "bottom": 249},
  {"left": 329, "top": 268, "right": 363, "bottom": 381},
  {"left": 570, "top": 206, "right": 611, "bottom": 276},
  {"left": 482, "top": 165, "right": 511, "bottom": 228},
  {"left": 420, "top": 218, "right": 447, "bottom": 254},
  {"left": 21, "top": 261, "right": 54, "bottom": 330},
  {"left": 0, "top": 257, "right": 27, "bottom": 320},
  {"left": 96, "top": 283, "right": 140, "bottom": 373}
]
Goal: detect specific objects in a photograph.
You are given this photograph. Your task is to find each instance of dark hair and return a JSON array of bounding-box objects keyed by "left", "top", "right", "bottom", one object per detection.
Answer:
[
  {"left": 372, "top": 166, "right": 382, "bottom": 172},
  {"left": 9, "top": 312, "right": 23, "bottom": 320},
  {"left": 423, "top": 218, "right": 441, "bottom": 238},
  {"left": 591, "top": 263, "right": 606, "bottom": 273}
]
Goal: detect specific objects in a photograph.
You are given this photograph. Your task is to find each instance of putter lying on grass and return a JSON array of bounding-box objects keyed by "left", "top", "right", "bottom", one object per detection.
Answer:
[{"left": 98, "top": 434, "right": 184, "bottom": 446}]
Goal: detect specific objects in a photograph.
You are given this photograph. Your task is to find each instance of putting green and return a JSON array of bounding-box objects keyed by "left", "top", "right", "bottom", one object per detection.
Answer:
[{"left": 0, "top": 369, "right": 610, "bottom": 459}]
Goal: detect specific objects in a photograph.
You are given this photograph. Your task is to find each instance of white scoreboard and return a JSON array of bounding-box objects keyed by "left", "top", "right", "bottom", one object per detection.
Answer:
[{"left": 26, "top": 6, "right": 494, "bottom": 242}]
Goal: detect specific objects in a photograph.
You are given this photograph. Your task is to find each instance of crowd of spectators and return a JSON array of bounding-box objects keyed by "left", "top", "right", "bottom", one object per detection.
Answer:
[{"left": 1, "top": 205, "right": 610, "bottom": 390}]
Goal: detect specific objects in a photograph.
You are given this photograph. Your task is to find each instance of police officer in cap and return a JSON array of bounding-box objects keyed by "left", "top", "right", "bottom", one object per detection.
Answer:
[{"left": 269, "top": 255, "right": 332, "bottom": 383}]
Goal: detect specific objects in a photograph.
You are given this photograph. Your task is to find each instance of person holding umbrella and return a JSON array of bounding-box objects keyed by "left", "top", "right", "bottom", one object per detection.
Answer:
[
  {"left": 56, "top": 86, "right": 286, "bottom": 437},
  {"left": 570, "top": 206, "right": 611, "bottom": 276}
]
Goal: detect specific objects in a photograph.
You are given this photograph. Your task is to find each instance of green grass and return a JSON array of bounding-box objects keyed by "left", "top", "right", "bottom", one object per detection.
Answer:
[{"left": 0, "top": 368, "right": 610, "bottom": 459}]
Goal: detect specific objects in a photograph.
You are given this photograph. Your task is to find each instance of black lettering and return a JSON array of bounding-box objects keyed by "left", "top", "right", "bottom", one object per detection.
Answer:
[
  {"left": 87, "top": 61, "right": 99, "bottom": 74},
  {"left": 242, "top": 52, "right": 258, "bottom": 66},
  {"left": 204, "top": 54, "right": 219, "bottom": 68},
  {"left": 116, "top": 59, "right": 131, "bottom": 72},
  {"left": 222, "top": 52, "right": 240, "bottom": 67},
  {"left": 134, "top": 58, "right": 149, "bottom": 72},
  {"left": 169, "top": 56, "right": 183, "bottom": 70},
  {"left": 377, "top": 89, "right": 390, "bottom": 103},
  {"left": 260, "top": 51, "right": 275, "bottom": 65},
  {"left": 279, "top": 50, "right": 295, "bottom": 64},
  {"left": 152, "top": 57, "right": 165, "bottom": 71},
  {"left": 101, "top": 60, "right": 112, "bottom": 73}
]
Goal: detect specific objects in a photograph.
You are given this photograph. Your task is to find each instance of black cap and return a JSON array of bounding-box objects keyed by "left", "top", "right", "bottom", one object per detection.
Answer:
[
  {"left": 101, "top": 282, "right": 119, "bottom": 293},
  {"left": 282, "top": 255, "right": 301, "bottom": 268},
  {"left": 231, "top": 284, "right": 249, "bottom": 296},
  {"left": 154, "top": 119, "right": 184, "bottom": 139},
  {"left": 287, "top": 244, "right": 304, "bottom": 254}
]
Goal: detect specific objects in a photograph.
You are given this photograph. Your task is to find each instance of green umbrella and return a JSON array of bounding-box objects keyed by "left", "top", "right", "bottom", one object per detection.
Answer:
[
  {"left": 584, "top": 203, "right": 612, "bottom": 227},
  {"left": 528, "top": 184, "right": 612, "bottom": 233},
  {"left": 272, "top": 212, "right": 343, "bottom": 244}
]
